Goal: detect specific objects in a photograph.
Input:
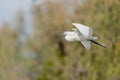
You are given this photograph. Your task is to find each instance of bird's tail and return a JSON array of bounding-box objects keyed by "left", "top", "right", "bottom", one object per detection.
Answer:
[{"left": 89, "top": 40, "right": 107, "bottom": 48}]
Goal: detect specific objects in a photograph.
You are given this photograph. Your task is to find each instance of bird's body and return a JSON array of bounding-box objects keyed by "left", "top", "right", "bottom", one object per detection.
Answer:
[
  {"left": 62, "top": 23, "right": 107, "bottom": 50},
  {"left": 64, "top": 31, "right": 80, "bottom": 41}
]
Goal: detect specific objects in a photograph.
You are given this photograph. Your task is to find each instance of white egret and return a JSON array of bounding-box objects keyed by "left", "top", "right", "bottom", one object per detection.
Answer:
[{"left": 62, "top": 23, "right": 107, "bottom": 50}]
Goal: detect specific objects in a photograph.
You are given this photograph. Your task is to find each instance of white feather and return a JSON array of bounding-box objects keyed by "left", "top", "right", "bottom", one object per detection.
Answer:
[
  {"left": 62, "top": 23, "right": 106, "bottom": 49},
  {"left": 72, "top": 23, "right": 93, "bottom": 37}
]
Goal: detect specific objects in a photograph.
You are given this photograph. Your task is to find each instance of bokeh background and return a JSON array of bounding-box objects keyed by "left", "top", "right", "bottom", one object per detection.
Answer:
[{"left": 0, "top": 0, "right": 120, "bottom": 80}]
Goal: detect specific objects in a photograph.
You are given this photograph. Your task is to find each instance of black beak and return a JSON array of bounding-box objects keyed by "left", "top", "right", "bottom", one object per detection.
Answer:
[{"left": 57, "top": 32, "right": 64, "bottom": 35}]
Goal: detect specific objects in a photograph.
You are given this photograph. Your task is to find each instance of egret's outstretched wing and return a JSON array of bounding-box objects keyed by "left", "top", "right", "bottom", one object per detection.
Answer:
[
  {"left": 80, "top": 40, "right": 91, "bottom": 50},
  {"left": 72, "top": 23, "right": 93, "bottom": 37}
]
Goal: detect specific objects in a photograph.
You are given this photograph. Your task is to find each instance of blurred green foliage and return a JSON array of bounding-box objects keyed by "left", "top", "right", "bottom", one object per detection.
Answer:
[{"left": 0, "top": 0, "right": 120, "bottom": 80}]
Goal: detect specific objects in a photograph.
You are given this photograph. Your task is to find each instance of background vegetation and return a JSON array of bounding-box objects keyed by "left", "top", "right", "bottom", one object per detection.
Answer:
[{"left": 0, "top": 0, "right": 120, "bottom": 80}]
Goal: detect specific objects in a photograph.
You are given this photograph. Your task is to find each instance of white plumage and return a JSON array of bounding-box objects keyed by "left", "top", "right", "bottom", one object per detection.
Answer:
[{"left": 62, "top": 23, "right": 107, "bottom": 50}]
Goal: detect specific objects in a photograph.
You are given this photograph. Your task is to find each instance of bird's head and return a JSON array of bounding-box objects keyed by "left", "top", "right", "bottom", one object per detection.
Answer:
[
  {"left": 61, "top": 31, "right": 71, "bottom": 36},
  {"left": 72, "top": 28, "right": 77, "bottom": 31}
]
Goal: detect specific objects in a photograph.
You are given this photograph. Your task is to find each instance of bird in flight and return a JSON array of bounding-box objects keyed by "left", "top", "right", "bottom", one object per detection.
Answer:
[{"left": 62, "top": 23, "right": 107, "bottom": 50}]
